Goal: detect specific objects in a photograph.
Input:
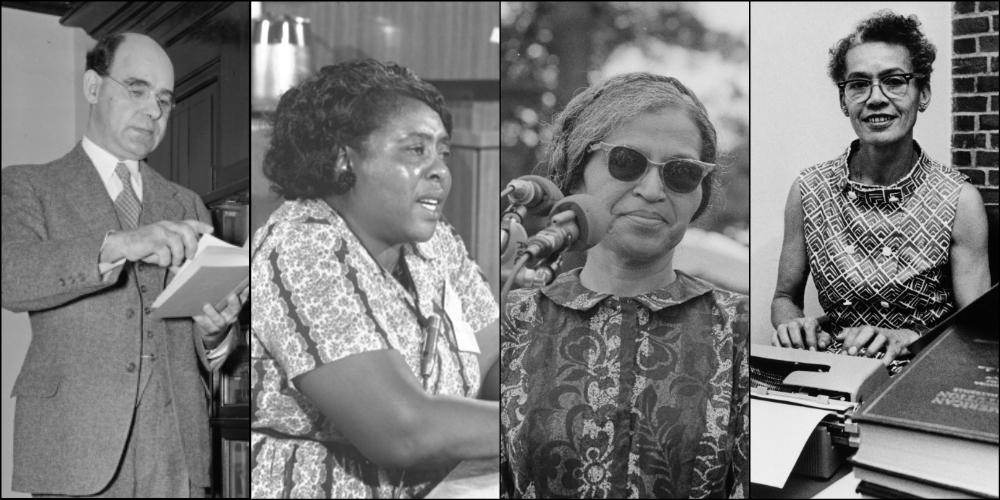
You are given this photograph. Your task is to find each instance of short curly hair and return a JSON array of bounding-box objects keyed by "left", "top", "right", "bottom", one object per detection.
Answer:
[
  {"left": 263, "top": 59, "right": 452, "bottom": 200},
  {"left": 540, "top": 72, "right": 719, "bottom": 221},
  {"left": 828, "top": 10, "right": 937, "bottom": 91}
]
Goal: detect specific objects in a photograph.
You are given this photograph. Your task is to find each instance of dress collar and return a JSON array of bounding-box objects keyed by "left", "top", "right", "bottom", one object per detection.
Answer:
[
  {"left": 285, "top": 198, "right": 434, "bottom": 263},
  {"left": 540, "top": 268, "right": 715, "bottom": 312},
  {"left": 834, "top": 140, "right": 927, "bottom": 206}
]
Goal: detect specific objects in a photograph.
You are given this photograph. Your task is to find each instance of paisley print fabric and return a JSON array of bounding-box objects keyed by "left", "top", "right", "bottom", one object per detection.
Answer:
[
  {"left": 799, "top": 140, "right": 967, "bottom": 334},
  {"left": 500, "top": 269, "right": 750, "bottom": 499},
  {"left": 250, "top": 199, "right": 498, "bottom": 499}
]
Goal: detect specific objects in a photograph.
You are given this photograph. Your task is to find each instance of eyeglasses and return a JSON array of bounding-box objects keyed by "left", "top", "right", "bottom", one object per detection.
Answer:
[
  {"left": 837, "top": 73, "right": 924, "bottom": 104},
  {"left": 103, "top": 74, "right": 175, "bottom": 115},
  {"left": 587, "top": 142, "right": 715, "bottom": 194}
]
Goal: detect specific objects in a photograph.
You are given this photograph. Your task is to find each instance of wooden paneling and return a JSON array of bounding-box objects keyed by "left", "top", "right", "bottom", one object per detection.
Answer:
[
  {"left": 477, "top": 148, "right": 500, "bottom": 299},
  {"left": 443, "top": 129, "right": 500, "bottom": 299},
  {"left": 251, "top": 119, "right": 282, "bottom": 237},
  {"left": 148, "top": 61, "right": 221, "bottom": 197},
  {"left": 64, "top": 2, "right": 250, "bottom": 198},
  {"left": 260, "top": 1, "right": 499, "bottom": 80}
]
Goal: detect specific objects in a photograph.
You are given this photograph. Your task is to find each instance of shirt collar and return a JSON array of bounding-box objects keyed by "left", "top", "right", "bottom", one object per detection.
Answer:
[
  {"left": 82, "top": 135, "right": 140, "bottom": 182},
  {"left": 834, "top": 140, "right": 927, "bottom": 205},
  {"left": 289, "top": 198, "right": 434, "bottom": 264},
  {"left": 540, "top": 268, "right": 715, "bottom": 312}
]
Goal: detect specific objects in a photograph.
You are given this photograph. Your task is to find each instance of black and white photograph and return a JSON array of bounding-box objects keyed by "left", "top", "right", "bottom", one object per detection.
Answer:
[
  {"left": 750, "top": 2, "right": 998, "bottom": 498},
  {"left": 249, "top": 2, "right": 500, "bottom": 498},
  {"left": 500, "top": 2, "right": 749, "bottom": 498},
  {"left": 1, "top": 2, "right": 250, "bottom": 499},
  {"left": 5, "top": 1, "right": 998, "bottom": 499}
]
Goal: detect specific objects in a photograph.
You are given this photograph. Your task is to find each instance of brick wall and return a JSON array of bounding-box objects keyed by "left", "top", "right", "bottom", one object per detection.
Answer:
[{"left": 953, "top": 1, "right": 999, "bottom": 207}]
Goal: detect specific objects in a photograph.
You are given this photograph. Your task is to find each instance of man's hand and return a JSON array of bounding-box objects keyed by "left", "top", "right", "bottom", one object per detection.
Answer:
[
  {"left": 772, "top": 316, "right": 832, "bottom": 351},
  {"left": 101, "top": 220, "right": 214, "bottom": 268},
  {"left": 835, "top": 326, "right": 919, "bottom": 365},
  {"left": 193, "top": 283, "right": 249, "bottom": 343}
]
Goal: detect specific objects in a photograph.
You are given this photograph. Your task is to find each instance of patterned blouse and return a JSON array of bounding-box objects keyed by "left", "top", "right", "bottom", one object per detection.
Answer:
[
  {"left": 799, "top": 140, "right": 967, "bottom": 334},
  {"left": 501, "top": 269, "right": 750, "bottom": 499},
  {"left": 250, "top": 199, "right": 498, "bottom": 499}
]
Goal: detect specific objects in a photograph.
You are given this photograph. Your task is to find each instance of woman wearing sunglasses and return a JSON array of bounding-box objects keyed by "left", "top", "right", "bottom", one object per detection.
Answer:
[
  {"left": 501, "top": 72, "right": 749, "bottom": 498},
  {"left": 771, "top": 11, "right": 990, "bottom": 367},
  {"left": 250, "top": 60, "right": 500, "bottom": 498}
]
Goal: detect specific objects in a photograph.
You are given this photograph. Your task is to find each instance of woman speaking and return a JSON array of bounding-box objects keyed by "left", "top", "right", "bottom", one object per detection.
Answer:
[
  {"left": 250, "top": 60, "right": 500, "bottom": 499},
  {"left": 501, "top": 73, "right": 749, "bottom": 498},
  {"left": 771, "top": 11, "right": 991, "bottom": 365}
]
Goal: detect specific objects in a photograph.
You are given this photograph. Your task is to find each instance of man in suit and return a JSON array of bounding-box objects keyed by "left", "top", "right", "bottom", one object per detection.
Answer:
[{"left": 1, "top": 32, "right": 248, "bottom": 498}]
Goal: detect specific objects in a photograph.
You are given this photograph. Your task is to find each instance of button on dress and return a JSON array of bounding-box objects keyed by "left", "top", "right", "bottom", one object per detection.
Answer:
[
  {"left": 501, "top": 269, "right": 749, "bottom": 498},
  {"left": 250, "top": 199, "right": 498, "bottom": 499}
]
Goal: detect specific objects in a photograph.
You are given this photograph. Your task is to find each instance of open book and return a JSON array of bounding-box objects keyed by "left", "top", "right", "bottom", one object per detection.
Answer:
[{"left": 149, "top": 234, "right": 249, "bottom": 319}]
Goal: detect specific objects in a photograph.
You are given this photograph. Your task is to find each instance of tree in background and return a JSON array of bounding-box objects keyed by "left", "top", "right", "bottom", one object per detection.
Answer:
[{"left": 501, "top": 2, "right": 749, "bottom": 243}]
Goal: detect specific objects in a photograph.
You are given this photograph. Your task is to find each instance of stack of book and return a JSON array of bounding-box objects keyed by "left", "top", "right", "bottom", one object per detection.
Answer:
[{"left": 849, "top": 285, "right": 999, "bottom": 499}]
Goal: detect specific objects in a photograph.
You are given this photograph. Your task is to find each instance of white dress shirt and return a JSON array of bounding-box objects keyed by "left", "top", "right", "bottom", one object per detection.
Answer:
[{"left": 82, "top": 135, "right": 144, "bottom": 203}]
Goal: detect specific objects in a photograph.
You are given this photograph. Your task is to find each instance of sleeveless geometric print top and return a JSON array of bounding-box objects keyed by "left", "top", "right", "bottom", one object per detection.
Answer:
[{"left": 799, "top": 140, "right": 967, "bottom": 334}]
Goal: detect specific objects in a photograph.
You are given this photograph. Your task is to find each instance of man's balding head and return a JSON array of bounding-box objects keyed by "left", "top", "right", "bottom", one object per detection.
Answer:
[{"left": 83, "top": 33, "right": 175, "bottom": 161}]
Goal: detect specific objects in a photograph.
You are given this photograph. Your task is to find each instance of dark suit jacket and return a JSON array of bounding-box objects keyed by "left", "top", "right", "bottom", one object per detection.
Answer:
[{"left": 1, "top": 142, "right": 232, "bottom": 494}]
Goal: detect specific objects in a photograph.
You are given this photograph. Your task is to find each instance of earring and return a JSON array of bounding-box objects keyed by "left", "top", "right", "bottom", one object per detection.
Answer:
[
  {"left": 330, "top": 150, "right": 356, "bottom": 195},
  {"left": 919, "top": 104, "right": 927, "bottom": 112},
  {"left": 842, "top": 107, "right": 849, "bottom": 116}
]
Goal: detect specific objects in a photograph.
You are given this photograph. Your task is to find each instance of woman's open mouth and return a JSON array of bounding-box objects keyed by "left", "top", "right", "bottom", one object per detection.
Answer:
[
  {"left": 863, "top": 115, "right": 895, "bottom": 129},
  {"left": 416, "top": 198, "right": 441, "bottom": 217}
]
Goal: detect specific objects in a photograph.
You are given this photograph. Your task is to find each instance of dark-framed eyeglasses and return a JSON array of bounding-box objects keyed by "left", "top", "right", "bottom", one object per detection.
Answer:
[
  {"left": 587, "top": 142, "right": 715, "bottom": 194},
  {"left": 837, "top": 73, "right": 924, "bottom": 104},
  {"left": 103, "top": 74, "right": 175, "bottom": 115}
]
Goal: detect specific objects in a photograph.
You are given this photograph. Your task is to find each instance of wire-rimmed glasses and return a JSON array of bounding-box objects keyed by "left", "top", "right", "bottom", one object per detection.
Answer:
[
  {"left": 587, "top": 142, "right": 715, "bottom": 194},
  {"left": 837, "top": 73, "right": 924, "bottom": 104},
  {"left": 103, "top": 74, "right": 175, "bottom": 115}
]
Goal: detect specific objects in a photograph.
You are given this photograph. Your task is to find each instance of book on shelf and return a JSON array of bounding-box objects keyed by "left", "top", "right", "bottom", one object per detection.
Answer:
[
  {"left": 849, "top": 284, "right": 999, "bottom": 498},
  {"left": 149, "top": 234, "right": 249, "bottom": 320}
]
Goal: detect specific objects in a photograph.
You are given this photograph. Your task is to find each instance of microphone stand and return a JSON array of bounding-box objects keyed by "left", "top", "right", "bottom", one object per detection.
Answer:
[
  {"left": 500, "top": 204, "right": 527, "bottom": 255},
  {"left": 501, "top": 218, "right": 575, "bottom": 304}
]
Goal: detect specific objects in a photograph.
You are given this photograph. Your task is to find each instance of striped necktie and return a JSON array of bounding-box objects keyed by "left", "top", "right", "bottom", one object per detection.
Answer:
[{"left": 114, "top": 162, "right": 142, "bottom": 229}]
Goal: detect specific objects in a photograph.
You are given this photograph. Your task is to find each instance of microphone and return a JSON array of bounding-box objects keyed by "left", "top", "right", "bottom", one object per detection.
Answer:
[
  {"left": 521, "top": 194, "right": 611, "bottom": 261},
  {"left": 501, "top": 175, "right": 563, "bottom": 254},
  {"left": 420, "top": 315, "right": 442, "bottom": 388},
  {"left": 501, "top": 218, "right": 528, "bottom": 265},
  {"left": 505, "top": 175, "right": 563, "bottom": 215}
]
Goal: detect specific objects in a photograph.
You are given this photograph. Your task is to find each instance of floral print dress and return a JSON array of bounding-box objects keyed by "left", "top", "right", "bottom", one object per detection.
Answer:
[
  {"left": 250, "top": 199, "right": 498, "bottom": 499},
  {"left": 501, "top": 269, "right": 749, "bottom": 499}
]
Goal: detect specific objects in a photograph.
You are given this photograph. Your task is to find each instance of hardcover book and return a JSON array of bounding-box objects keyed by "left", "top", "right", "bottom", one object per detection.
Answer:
[
  {"left": 854, "top": 285, "right": 998, "bottom": 444},
  {"left": 850, "top": 285, "right": 999, "bottom": 498}
]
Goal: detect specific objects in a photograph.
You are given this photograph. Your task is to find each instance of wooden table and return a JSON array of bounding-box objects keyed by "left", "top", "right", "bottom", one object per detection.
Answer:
[{"left": 425, "top": 458, "right": 499, "bottom": 499}]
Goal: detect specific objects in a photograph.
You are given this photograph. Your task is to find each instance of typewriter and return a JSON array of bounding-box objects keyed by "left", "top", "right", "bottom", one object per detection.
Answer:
[{"left": 751, "top": 345, "right": 889, "bottom": 478}]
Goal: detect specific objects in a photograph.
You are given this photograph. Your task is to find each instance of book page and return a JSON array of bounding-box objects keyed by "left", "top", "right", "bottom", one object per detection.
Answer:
[
  {"left": 150, "top": 234, "right": 249, "bottom": 319},
  {"left": 750, "top": 400, "right": 834, "bottom": 488}
]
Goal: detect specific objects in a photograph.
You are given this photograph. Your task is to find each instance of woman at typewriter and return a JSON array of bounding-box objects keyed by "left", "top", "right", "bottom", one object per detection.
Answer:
[
  {"left": 501, "top": 72, "right": 749, "bottom": 498},
  {"left": 771, "top": 10, "right": 991, "bottom": 369},
  {"left": 250, "top": 60, "right": 500, "bottom": 498}
]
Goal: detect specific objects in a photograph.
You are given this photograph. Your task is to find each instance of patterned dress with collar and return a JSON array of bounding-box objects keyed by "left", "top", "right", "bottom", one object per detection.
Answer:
[
  {"left": 501, "top": 269, "right": 750, "bottom": 499},
  {"left": 250, "top": 199, "right": 498, "bottom": 499},
  {"left": 798, "top": 140, "right": 967, "bottom": 336}
]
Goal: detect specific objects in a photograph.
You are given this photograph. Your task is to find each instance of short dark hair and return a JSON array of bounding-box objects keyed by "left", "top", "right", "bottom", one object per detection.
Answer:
[
  {"left": 828, "top": 10, "right": 937, "bottom": 91},
  {"left": 85, "top": 33, "right": 126, "bottom": 76},
  {"left": 263, "top": 59, "right": 452, "bottom": 200}
]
